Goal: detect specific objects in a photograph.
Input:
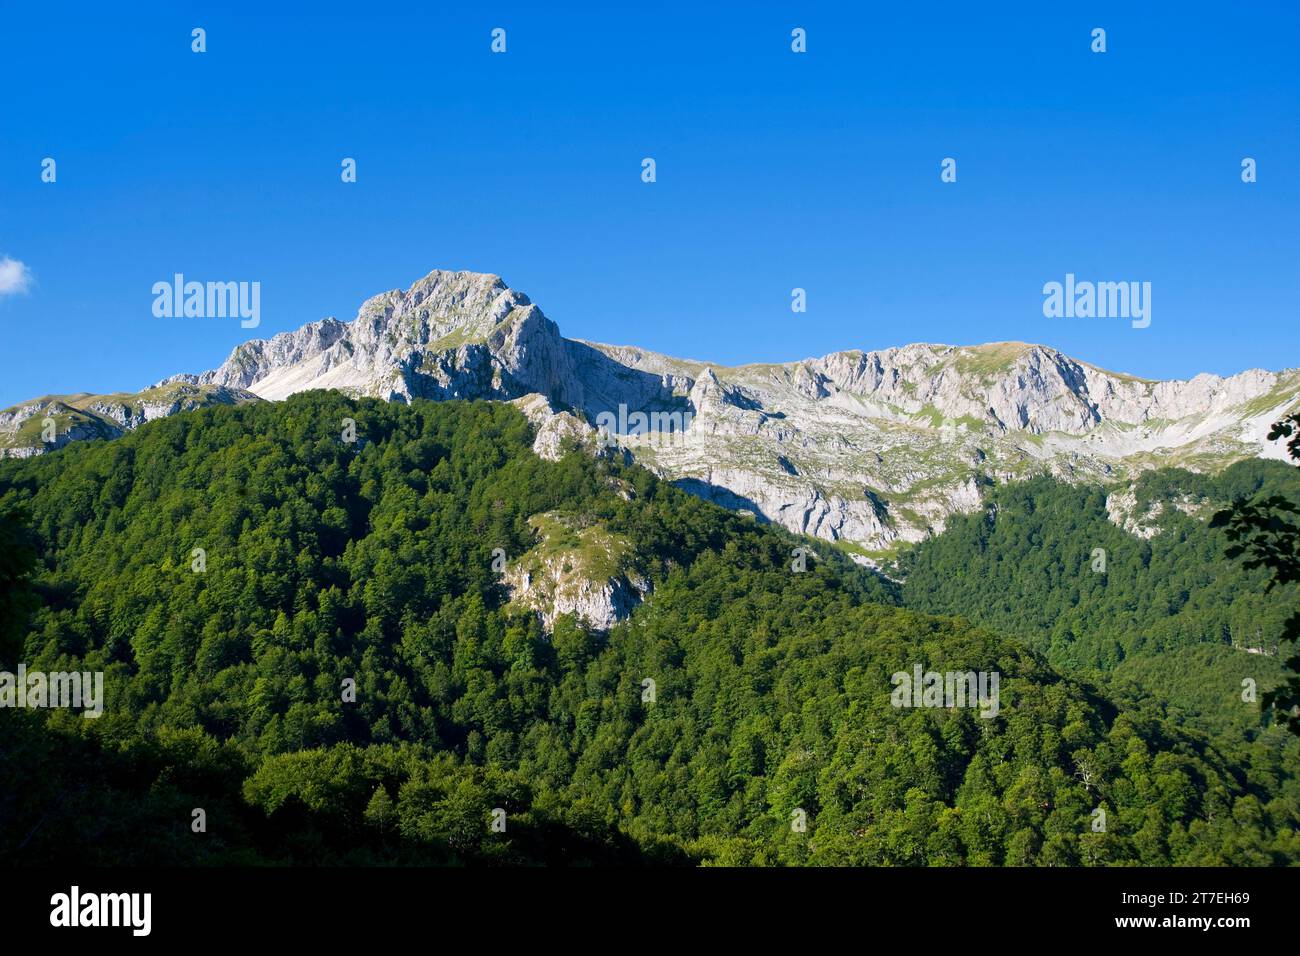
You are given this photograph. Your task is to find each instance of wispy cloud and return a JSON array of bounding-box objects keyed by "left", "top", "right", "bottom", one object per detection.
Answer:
[{"left": 0, "top": 256, "right": 33, "bottom": 296}]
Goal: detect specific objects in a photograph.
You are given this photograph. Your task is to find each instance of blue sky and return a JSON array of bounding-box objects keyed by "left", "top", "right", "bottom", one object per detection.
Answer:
[{"left": 1, "top": 2, "right": 1297, "bottom": 407}]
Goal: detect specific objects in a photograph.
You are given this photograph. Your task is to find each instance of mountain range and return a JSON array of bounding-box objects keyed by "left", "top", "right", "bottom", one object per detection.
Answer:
[{"left": 5, "top": 268, "right": 1298, "bottom": 557}]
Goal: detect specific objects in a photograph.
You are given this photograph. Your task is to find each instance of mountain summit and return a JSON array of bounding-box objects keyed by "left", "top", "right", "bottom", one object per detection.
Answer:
[{"left": 5, "top": 269, "right": 1298, "bottom": 555}]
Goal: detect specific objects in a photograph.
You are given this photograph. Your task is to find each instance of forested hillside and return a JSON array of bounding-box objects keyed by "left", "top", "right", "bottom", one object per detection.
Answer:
[
  {"left": 1, "top": 394, "right": 1297, "bottom": 865},
  {"left": 898, "top": 465, "right": 1300, "bottom": 728}
]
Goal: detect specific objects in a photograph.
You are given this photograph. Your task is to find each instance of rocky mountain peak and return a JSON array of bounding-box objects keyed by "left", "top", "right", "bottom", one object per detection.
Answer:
[
  {"left": 352, "top": 269, "right": 532, "bottom": 341},
  {"left": 6, "top": 268, "right": 1298, "bottom": 560}
]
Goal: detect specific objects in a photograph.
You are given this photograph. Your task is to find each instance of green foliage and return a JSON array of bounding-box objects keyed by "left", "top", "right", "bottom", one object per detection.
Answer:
[
  {"left": 897, "top": 462, "right": 1300, "bottom": 703},
  {"left": 0, "top": 506, "right": 38, "bottom": 664},
  {"left": 1212, "top": 413, "right": 1300, "bottom": 736},
  {"left": 896, "top": 460, "right": 1300, "bottom": 860},
  {"left": 1, "top": 393, "right": 1295, "bottom": 865}
]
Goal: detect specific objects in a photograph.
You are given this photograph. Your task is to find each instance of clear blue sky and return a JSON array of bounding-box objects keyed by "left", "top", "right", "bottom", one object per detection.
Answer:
[{"left": 1, "top": 1, "right": 1297, "bottom": 407}]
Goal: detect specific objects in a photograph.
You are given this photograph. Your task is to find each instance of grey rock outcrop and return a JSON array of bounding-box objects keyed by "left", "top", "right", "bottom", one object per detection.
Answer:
[{"left": 7, "top": 269, "right": 1298, "bottom": 559}]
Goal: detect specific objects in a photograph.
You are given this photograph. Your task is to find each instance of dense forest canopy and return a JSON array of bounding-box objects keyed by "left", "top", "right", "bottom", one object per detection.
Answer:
[
  {"left": 1, "top": 393, "right": 1296, "bottom": 865},
  {"left": 897, "top": 464, "right": 1300, "bottom": 738}
]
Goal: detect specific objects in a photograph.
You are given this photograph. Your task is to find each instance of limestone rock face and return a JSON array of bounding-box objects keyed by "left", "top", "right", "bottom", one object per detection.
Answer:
[
  {"left": 506, "top": 562, "right": 648, "bottom": 633},
  {"left": 502, "top": 512, "right": 648, "bottom": 632},
  {"left": 0, "top": 383, "right": 257, "bottom": 458},
  {"left": 1104, "top": 483, "right": 1214, "bottom": 539},
  {"left": 509, "top": 394, "right": 601, "bottom": 463},
  {"left": 8, "top": 269, "right": 1299, "bottom": 558}
]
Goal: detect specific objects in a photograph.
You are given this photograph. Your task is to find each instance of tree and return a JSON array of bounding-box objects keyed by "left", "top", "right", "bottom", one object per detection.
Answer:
[
  {"left": 0, "top": 507, "right": 37, "bottom": 665},
  {"left": 1212, "top": 414, "right": 1300, "bottom": 735},
  {"left": 364, "top": 785, "right": 395, "bottom": 833}
]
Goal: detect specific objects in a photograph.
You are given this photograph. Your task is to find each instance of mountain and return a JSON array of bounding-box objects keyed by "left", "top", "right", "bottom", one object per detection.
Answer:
[
  {"left": 0, "top": 382, "right": 258, "bottom": 458},
  {"left": 5, "top": 269, "right": 1298, "bottom": 556},
  {"left": 4, "top": 392, "right": 1296, "bottom": 866},
  {"left": 898, "top": 461, "right": 1300, "bottom": 734}
]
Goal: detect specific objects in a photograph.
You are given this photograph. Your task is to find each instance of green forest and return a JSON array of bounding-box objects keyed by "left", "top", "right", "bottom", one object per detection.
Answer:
[
  {"left": 898, "top": 463, "right": 1300, "bottom": 737},
  {"left": 1, "top": 392, "right": 1297, "bottom": 865}
]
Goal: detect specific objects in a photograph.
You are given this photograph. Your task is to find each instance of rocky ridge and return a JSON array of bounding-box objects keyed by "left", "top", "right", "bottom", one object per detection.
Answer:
[{"left": 5, "top": 269, "right": 1297, "bottom": 566}]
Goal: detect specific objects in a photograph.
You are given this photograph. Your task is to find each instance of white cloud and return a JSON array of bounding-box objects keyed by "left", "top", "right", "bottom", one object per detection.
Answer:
[{"left": 0, "top": 256, "right": 33, "bottom": 296}]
